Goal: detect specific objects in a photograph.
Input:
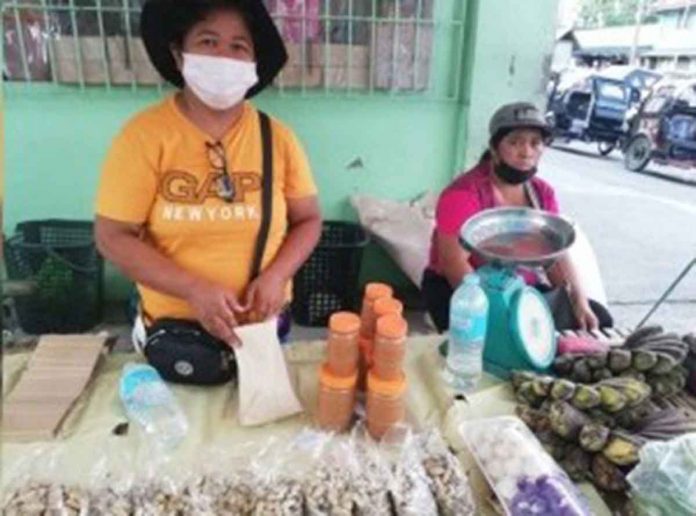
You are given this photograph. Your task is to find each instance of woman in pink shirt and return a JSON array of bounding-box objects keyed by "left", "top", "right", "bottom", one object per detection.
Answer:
[{"left": 422, "top": 102, "right": 613, "bottom": 332}]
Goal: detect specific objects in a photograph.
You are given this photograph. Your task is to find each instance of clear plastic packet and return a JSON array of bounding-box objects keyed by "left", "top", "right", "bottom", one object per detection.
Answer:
[
  {"left": 247, "top": 431, "right": 329, "bottom": 516},
  {"left": 348, "top": 424, "right": 393, "bottom": 516},
  {"left": 303, "top": 440, "right": 356, "bottom": 516},
  {"left": 2, "top": 443, "right": 93, "bottom": 515},
  {"left": 193, "top": 443, "right": 263, "bottom": 516},
  {"left": 419, "top": 428, "right": 477, "bottom": 516},
  {"left": 627, "top": 433, "right": 696, "bottom": 516},
  {"left": 378, "top": 424, "right": 439, "bottom": 516},
  {"left": 461, "top": 416, "right": 592, "bottom": 516}
]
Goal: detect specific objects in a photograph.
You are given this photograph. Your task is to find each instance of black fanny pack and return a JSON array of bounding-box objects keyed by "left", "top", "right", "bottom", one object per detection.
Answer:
[
  {"left": 141, "top": 111, "right": 274, "bottom": 385},
  {"left": 144, "top": 319, "right": 236, "bottom": 385}
]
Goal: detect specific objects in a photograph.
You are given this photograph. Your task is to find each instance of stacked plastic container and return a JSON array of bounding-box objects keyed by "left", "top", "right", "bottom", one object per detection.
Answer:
[
  {"left": 358, "top": 283, "right": 409, "bottom": 440},
  {"left": 316, "top": 311, "right": 361, "bottom": 432}
]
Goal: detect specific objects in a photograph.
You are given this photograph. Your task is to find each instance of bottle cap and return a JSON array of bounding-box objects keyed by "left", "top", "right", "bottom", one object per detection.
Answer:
[
  {"left": 367, "top": 371, "right": 407, "bottom": 396},
  {"left": 373, "top": 297, "right": 403, "bottom": 317},
  {"left": 364, "top": 283, "right": 393, "bottom": 301},
  {"left": 376, "top": 314, "right": 408, "bottom": 340},
  {"left": 329, "top": 311, "right": 361, "bottom": 334},
  {"left": 463, "top": 273, "right": 480, "bottom": 286},
  {"left": 320, "top": 365, "right": 358, "bottom": 389}
]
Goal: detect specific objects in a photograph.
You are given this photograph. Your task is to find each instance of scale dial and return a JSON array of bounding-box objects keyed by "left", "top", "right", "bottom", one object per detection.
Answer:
[{"left": 510, "top": 287, "right": 556, "bottom": 368}]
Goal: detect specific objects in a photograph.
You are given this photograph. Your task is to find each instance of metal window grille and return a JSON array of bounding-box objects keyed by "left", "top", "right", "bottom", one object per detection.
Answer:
[{"left": 2, "top": 0, "right": 464, "bottom": 101}]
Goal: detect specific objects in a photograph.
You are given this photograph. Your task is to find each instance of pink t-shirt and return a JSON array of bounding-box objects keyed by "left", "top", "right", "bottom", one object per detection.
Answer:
[{"left": 428, "top": 160, "right": 560, "bottom": 285}]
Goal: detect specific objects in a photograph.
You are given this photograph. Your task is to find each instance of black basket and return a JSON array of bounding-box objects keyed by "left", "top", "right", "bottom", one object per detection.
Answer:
[
  {"left": 4, "top": 219, "right": 104, "bottom": 334},
  {"left": 292, "top": 221, "right": 369, "bottom": 327}
]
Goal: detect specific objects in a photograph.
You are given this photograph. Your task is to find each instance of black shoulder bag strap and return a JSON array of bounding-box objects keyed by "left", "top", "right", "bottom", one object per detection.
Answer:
[{"left": 250, "top": 111, "right": 274, "bottom": 281}]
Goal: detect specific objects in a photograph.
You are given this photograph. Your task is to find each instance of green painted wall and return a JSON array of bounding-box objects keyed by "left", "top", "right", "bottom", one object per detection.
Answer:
[
  {"left": 3, "top": 0, "right": 559, "bottom": 306},
  {"left": 457, "top": 0, "right": 559, "bottom": 169}
]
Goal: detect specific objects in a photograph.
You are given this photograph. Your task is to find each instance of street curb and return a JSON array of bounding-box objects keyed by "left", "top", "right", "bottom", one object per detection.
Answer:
[{"left": 640, "top": 168, "right": 696, "bottom": 186}]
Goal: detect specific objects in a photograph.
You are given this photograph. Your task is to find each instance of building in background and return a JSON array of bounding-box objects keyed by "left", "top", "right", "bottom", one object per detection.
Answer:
[
  {"left": 640, "top": 0, "right": 696, "bottom": 72},
  {"left": 551, "top": 0, "right": 696, "bottom": 73}
]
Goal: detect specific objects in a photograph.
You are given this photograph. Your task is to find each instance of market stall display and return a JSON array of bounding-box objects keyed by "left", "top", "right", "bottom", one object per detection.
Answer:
[
  {"left": 459, "top": 208, "right": 576, "bottom": 377},
  {"left": 510, "top": 326, "right": 696, "bottom": 498}
]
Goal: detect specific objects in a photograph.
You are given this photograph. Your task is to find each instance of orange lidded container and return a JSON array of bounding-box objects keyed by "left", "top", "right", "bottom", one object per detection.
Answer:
[
  {"left": 326, "top": 312, "right": 361, "bottom": 377},
  {"left": 357, "top": 335, "right": 373, "bottom": 391},
  {"left": 373, "top": 297, "right": 403, "bottom": 319},
  {"left": 366, "top": 371, "right": 407, "bottom": 440},
  {"left": 373, "top": 314, "right": 408, "bottom": 381},
  {"left": 317, "top": 365, "right": 357, "bottom": 432},
  {"left": 359, "top": 283, "right": 393, "bottom": 339}
]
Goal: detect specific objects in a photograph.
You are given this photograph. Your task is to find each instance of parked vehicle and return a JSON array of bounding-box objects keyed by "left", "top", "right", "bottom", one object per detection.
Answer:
[
  {"left": 546, "top": 71, "right": 641, "bottom": 155},
  {"left": 624, "top": 77, "right": 696, "bottom": 172}
]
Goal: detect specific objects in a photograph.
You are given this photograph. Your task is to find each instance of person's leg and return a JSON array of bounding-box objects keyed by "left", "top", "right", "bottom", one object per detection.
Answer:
[{"left": 421, "top": 268, "right": 454, "bottom": 333}]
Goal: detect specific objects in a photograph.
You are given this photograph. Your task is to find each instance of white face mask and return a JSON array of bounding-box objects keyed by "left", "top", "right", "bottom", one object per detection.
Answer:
[{"left": 181, "top": 53, "right": 259, "bottom": 110}]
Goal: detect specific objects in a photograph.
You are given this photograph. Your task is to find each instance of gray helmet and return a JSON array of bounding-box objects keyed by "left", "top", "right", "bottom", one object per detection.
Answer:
[{"left": 489, "top": 101, "right": 551, "bottom": 143}]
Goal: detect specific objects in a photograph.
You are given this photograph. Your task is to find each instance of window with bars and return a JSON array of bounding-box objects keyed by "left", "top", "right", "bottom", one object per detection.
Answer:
[{"left": 3, "top": 0, "right": 463, "bottom": 99}]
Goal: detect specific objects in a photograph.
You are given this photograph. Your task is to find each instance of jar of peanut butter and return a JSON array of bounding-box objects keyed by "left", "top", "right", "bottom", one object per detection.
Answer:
[
  {"left": 359, "top": 283, "right": 393, "bottom": 339},
  {"left": 366, "top": 371, "right": 407, "bottom": 440},
  {"left": 317, "top": 365, "right": 357, "bottom": 432},
  {"left": 326, "top": 311, "right": 361, "bottom": 377},
  {"left": 373, "top": 314, "right": 408, "bottom": 381}
]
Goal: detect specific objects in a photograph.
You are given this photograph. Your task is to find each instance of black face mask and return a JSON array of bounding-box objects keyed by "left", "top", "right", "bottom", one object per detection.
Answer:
[{"left": 493, "top": 162, "right": 538, "bottom": 185}]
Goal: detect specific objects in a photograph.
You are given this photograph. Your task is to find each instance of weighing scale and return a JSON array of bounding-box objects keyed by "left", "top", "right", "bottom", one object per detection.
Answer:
[{"left": 458, "top": 207, "right": 576, "bottom": 378}]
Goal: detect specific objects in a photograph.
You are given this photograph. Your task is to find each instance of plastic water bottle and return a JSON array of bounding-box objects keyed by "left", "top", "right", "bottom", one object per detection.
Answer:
[
  {"left": 444, "top": 272, "right": 489, "bottom": 391},
  {"left": 119, "top": 363, "right": 189, "bottom": 450}
]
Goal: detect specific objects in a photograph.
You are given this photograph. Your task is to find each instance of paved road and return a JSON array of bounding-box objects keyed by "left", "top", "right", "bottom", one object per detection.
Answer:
[{"left": 541, "top": 141, "right": 696, "bottom": 334}]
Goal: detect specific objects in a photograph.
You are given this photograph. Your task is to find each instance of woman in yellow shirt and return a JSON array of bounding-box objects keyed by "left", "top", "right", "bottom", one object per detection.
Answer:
[{"left": 95, "top": 0, "right": 321, "bottom": 384}]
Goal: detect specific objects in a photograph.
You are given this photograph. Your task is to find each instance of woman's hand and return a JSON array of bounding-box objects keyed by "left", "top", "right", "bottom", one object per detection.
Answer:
[
  {"left": 244, "top": 270, "right": 287, "bottom": 322},
  {"left": 185, "top": 279, "right": 247, "bottom": 347},
  {"left": 570, "top": 291, "right": 599, "bottom": 331}
]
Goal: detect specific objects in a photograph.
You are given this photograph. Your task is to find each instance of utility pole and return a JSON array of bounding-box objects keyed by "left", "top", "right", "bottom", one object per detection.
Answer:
[{"left": 630, "top": 0, "right": 647, "bottom": 65}]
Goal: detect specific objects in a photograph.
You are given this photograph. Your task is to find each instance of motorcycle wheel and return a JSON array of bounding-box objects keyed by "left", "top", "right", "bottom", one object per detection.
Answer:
[
  {"left": 624, "top": 135, "right": 652, "bottom": 172},
  {"left": 598, "top": 141, "right": 616, "bottom": 156}
]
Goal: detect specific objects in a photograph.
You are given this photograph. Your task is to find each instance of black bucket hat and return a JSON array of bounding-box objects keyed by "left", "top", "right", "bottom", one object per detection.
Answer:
[{"left": 140, "top": 0, "right": 287, "bottom": 97}]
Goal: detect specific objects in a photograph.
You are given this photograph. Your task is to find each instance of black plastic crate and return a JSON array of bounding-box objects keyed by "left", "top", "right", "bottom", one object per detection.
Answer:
[
  {"left": 4, "top": 219, "right": 104, "bottom": 334},
  {"left": 292, "top": 221, "right": 369, "bottom": 327}
]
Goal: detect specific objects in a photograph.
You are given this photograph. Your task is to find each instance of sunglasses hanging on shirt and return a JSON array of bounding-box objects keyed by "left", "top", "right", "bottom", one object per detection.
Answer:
[{"left": 206, "top": 141, "right": 235, "bottom": 203}]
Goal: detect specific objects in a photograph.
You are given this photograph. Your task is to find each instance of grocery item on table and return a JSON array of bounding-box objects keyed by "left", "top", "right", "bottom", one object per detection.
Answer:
[
  {"left": 316, "top": 365, "right": 357, "bottom": 432},
  {"left": 627, "top": 432, "right": 696, "bottom": 516},
  {"left": 119, "top": 363, "right": 189, "bottom": 450},
  {"left": 235, "top": 319, "right": 303, "bottom": 426},
  {"left": 372, "top": 314, "right": 408, "bottom": 381},
  {"left": 557, "top": 335, "right": 609, "bottom": 355},
  {"left": 366, "top": 371, "right": 407, "bottom": 439},
  {"left": 359, "top": 282, "right": 393, "bottom": 340},
  {"left": 326, "top": 311, "right": 361, "bottom": 377},
  {"left": 373, "top": 296, "right": 404, "bottom": 319},
  {"left": 445, "top": 272, "right": 489, "bottom": 392},
  {"left": 553, "top": 326, "right": 692, "bottom": 395},
  {"left": 462, "top": 416, "right": 592, "bottom": 516}
]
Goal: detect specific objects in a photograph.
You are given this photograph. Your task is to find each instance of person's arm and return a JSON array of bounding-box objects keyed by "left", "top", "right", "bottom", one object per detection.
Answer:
[
  {"left": 436, "top": 232, "right": 475, "bottom": 288},
  {"left": 548, "top": 255, "right": 599, "bottom": 330},
  {"left": 244, "top": 196, "right": 321, "bottom": 320},
  {"left": 95, "top": 216, "right": 245, "bottom": 346}
]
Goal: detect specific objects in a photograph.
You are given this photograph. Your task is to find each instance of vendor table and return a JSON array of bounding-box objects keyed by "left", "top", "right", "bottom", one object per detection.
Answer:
[{"left": 1, "top": 336, "right": 611, "bottom": 515}]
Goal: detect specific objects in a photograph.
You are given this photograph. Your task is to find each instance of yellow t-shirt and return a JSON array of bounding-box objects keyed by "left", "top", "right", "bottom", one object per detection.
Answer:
[{"left": 95, "top": 96, "right": 317, "bottom": 321}]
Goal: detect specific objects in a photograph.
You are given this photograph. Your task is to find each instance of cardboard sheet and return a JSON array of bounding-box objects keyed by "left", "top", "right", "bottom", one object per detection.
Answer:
[{"left": 2, "top": 334, "right": 106, "bottom": 441}]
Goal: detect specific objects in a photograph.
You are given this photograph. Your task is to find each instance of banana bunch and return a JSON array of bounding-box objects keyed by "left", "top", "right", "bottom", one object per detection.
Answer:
[
  {"left": 552, "top": 326, "right": 692, "bottom": 397},
  {"left": 512, "top": 371, "right": 652, "bottom": 415}
]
